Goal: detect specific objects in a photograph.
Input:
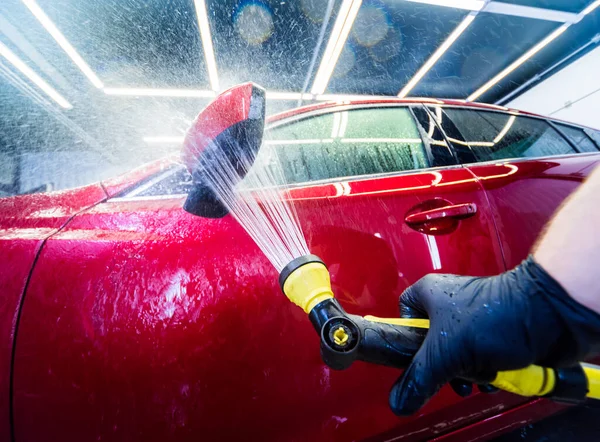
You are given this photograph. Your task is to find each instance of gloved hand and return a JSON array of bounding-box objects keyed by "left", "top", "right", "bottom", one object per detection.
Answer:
[{"left": 389, "top": 256, "right": 600, "bottom": 416}]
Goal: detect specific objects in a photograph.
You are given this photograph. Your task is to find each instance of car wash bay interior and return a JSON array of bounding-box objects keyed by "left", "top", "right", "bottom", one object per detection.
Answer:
[
  {"left": 1, "top": 0, "right": 600, "bottom": 194},
  {"left": 2, "top": 1, "right": 600, "bottom": 441}
]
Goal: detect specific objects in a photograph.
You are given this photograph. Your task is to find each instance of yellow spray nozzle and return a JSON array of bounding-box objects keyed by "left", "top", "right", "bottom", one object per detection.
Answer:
[{"left": 279, "top": 255, "right": 334, "bottom": 314}]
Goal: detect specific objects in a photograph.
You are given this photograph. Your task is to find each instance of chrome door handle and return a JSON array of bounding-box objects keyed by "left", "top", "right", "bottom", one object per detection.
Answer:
[{"left": 404, "top": 203, "right": 477, "bottom": 225}]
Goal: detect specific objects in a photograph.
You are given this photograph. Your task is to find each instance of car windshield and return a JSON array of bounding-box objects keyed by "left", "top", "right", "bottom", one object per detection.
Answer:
[{"left": 1, "top": 0, "right": 599, "bottom": 197}]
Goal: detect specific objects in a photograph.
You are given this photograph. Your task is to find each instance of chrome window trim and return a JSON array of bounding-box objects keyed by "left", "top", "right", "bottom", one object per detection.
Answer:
[
  {"left": 460, "top": 151, "right": 600, "bottom": 169},
  {"left": 107, "top": 152, "right": 600, "bottom": 203}
]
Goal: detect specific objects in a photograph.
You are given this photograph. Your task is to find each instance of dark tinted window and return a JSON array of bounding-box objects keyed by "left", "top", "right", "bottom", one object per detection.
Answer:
[
  {"left": 258, "top": 107, "right": 428, "bottom": 184},
  {"left": 586, "top": 130, "right": 600, "bottom": 148},
  {"left": 555, "top": 124, "right": 598, "bottom": 153},
  {"left": 443, "top": 109, "right": 577, "bottom": 162},
  {"left": 411, "top": 106, "right": 457, "bottom": 167}
]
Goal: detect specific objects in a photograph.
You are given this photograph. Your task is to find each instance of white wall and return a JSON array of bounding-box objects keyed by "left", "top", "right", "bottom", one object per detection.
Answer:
[{"left": 508, "top": 45, "right": 600, "bottom": 129}]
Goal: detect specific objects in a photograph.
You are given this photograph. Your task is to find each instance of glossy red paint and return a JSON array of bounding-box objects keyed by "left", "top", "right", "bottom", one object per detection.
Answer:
[
  {"left": 5, "top": 98, "right": 600, "bottom": 442},
  {"left": 0, "top": 184, "right": 107, "bottom": 441},
  {"left": 14, "top": 165, "right": 509, "bottom": 441},
  {"left": 466, "top": 155, "right": 599, "bottom": 268},
  {"left": 182, "top": 82, "right": 262, "bottom": 173}
]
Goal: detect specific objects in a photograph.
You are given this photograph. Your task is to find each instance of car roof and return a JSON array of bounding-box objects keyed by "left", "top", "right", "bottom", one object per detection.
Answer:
[{"left": 266, "top": 98, "right": 535, "bottom": 124}]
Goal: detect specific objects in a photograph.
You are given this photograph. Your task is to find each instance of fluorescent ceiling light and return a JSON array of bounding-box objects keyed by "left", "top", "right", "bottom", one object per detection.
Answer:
[
  {"left": 341, "top": 138, "right": 422, "bottom": 143},
  {"left": 104, "top": 88, "right": 216, "bottom": 97},
  {"left": 193, "top": 0, "right": 219, "bottom": 91},
  {"left": 0, "top": 41, "right": 72, "bottom": 109},
  {"left": 331, "top": 112, "right": 341, "bottom": 138},
  {"left": 107, "top": 88, "right": 316, "bottom": 100},
  {"left": 467, "top": 23, "right": 569, "bottom": 101},
  {"left": 406, "top": 1, "right": 577, "bottom": 23},
  {"left": 398, "top": 13, "right": 476, "bottom": 98},
  {"left": 266, "top": 91, "right": 314, "bottom": 100},
  {"left": 338, "top": 111, "right": 349, "bottom": 137},
  {"left": 581, "top": 0, "right": 600, "bottom": 16},
  {"left": 493, "top": 115, "right": 516, "bottom": 143},
  {"left": 21, "top": 0, "right": 103, "bottom": 88},
  {"left": 265, "top": 138, "right": 423, "bottom": 145},
  {"left": 311, "top": 0, "right": 362, "bottom": 95},
  {"left": 330, "top": 111, "right": 349, "bottom": 137},
  {"left": 405, "top": 0, "right": 484, "bottom": 11},
  {"left": 483, "top": 3, "right": 577, "bottom": 23},
  {"left": 315, "top": 93, "right": 389, "bottom": 101},
  {"left": 447, "top": 136, "right": 493, "bottom": 147},
  {"left": 143, "top": 136, "right": 185, "bottom": 143},
  {"left": 265, "top": 139, "right": 324, "bottom": 145}
]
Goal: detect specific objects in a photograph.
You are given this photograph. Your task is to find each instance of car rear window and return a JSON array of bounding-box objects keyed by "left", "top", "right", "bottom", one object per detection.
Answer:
[
  {"left": 442, "top": 108, "right": 579, "bottom": 163},
  {"left": 554, "top": 123, "right": 598, "bottom": 153}
]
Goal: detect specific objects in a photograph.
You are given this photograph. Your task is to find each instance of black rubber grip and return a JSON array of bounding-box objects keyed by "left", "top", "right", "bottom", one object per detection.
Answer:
[
  {"left": 311, "top": 299, "right": 426, "bottom": 371},
  {"left": 547, "top": 365, "right": 588, "bottom": 404},
  {"left": 350, "top": 314, "right": 426, "bottom": 369}
]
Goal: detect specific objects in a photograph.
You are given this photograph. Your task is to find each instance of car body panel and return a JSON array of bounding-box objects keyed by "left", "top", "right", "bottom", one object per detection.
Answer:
[
  {"left": 6, "top": 99, "right": 600, "bottom": 441},
  {"left": 465, "top": 154, "right": 600, "bottom": 268},
  {"left": 0, "top": 184, "right": 107, "bottom": 441},
  {"left": 13, "top": 166, "right": 508, "bottom": 441}
]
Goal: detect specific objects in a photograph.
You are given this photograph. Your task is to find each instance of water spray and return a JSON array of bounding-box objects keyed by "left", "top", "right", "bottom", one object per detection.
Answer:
[{"left": 182, "top": 82, "right": 600, "bottom": 407}]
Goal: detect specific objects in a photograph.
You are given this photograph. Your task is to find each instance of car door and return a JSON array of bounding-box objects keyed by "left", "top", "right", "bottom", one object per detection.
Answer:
[
  {"left": 430, "top": 105, "right": 600, "bottom": 269},
  {"left": 14, "top": 104, "right": 512, "bottom": 442}
]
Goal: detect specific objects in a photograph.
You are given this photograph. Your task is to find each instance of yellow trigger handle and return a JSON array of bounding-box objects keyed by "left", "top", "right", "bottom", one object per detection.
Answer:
[
  {"left": 361, "top": 315, "right": 600, "bottom": 400},
  {"left": 364, "top": 315, "right": 430, "bottom": 329}
]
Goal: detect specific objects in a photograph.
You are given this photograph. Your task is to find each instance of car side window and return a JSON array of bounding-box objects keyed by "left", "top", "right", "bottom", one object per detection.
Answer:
[
  {"left": 554, "top": 123, "right": 598, "bottom": 153},
  {"left": 259, "top": 107, "right": 429, "bottom": 184},
  {"left": 121, "top": 107, "right": 430, "bottom": 198},
  {"left": 442, "top": 108, "right": 578, "bottom": 163}
]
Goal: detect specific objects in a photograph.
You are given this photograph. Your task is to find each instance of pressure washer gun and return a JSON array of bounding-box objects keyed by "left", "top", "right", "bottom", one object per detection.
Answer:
[
  {"left": 181, "top": 82, "right": 600, "bottom": 407},
  {"left": 279, "top": 254, "right": 600, "bottom": 404}
]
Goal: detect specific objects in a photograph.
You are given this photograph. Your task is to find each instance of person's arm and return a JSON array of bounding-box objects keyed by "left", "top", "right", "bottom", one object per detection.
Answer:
[
  {"left": 389, "top": 166, "right": 600, "bottom": 416},
  {"left": 535, "top": 167, "right": 600, "bottom": 313}
]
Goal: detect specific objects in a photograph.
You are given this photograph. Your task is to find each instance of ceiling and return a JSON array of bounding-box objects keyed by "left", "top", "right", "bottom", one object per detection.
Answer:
[{"left": 1, "top": 0, "right": 599, "bottom": 175}]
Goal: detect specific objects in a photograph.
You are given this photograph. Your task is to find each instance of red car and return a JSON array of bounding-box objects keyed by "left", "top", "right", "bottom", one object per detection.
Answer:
[{"left": 2, "top": 97, "right": 599, "bottom": 442}]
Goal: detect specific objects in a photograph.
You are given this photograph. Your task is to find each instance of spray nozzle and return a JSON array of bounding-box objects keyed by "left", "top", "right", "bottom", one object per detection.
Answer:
[{"left": 182, "top": 82, "right": 266, "bottom": 218}]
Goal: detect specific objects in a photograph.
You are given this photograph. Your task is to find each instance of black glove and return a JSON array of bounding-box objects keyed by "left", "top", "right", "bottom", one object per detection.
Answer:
[{"left": 389, "top": 256, "right": 600, "bottom": 416}]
